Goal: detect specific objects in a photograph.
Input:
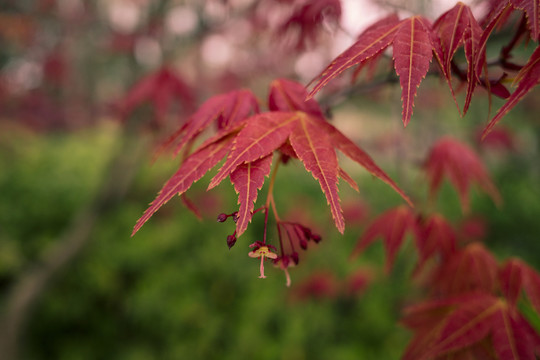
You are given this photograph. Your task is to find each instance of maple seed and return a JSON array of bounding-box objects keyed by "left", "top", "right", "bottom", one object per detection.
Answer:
[
  {"left": 217, "top": 213, "right": 228, "bottom": 222},
  {"left": 226, "top": 234, "right": 237, "bottom": 249}
]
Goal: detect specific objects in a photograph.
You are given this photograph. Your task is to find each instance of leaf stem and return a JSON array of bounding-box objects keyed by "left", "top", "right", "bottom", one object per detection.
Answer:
[
  {"left": 265, "top": 159, "right": 282, "bottom": 222},
  {"left": 263, "top": 158, "right": 282, "bottom": 243}
]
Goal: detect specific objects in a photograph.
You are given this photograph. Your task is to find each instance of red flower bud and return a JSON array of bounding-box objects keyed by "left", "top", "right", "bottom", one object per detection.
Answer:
[{"left": 226, "top": 234, "right": 237, "bottom": 249}]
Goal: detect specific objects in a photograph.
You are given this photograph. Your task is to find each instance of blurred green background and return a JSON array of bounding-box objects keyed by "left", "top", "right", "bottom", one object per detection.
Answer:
[{"left": 1, "top": 1, "right": 540, "bottom": 360}]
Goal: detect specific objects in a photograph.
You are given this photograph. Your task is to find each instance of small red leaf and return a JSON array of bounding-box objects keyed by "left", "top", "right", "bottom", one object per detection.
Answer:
[
  {"left": 351, "top": 206, "right": 416, "bottom": 272},
  {"left": 277, "top": 0, "right": 342, "bottom": 51},
  {"left": 414, "top": 213, "right": 457, "bottom": 274},
  {"left": 116, "top": 67, "right": 195, "bottom": 127},
  {"left": 424, "top": 137, "right": 501, "bottom": 212},
  {"left": 289, "top": 114, "right": 344, "bottom": 233},
  {"left": 392, "top": 16, "right": 434, "bottom": 126},
  {"left": 230, "top": 154, "right": 273, "bottom": 237},
  {"left": 180, "top": 194, "right": 202, "bottom": 220},
  {"left": 433, "top": 2, "right": 482, "bottom": 115},
  {"left": 268, "top": 78, "right": 324, "bottom": 118}
]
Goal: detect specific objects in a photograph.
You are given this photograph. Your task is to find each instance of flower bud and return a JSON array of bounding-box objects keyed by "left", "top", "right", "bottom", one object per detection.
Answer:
[
  {"left": 226, "top": 234, "right": 237, "bottom": 249},
  {"left": 291, "top": 252, "right": 299, "bottom": 265},
  {"left": 300, "top": 238, "right": 308, "bottom": 250},
  {"left": 217, "top": 213, "right": 228, "bottom": 222},
  {"left": 311, "top": 233, "right": 322, "bottom": 243}
]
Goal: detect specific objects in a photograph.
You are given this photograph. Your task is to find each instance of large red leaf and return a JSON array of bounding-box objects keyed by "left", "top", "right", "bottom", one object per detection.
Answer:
[
  {"left": 132, "top": 132, "right": 236, "bottom": 235},
  {"left": 482, "top": 45, "right": 540, "bottom": 138},
  {"left": 230, "top": 154, "right": 273, "bottom": 237},
  {"left": 289, "top": 114, "right": 343, "bottom": 233},
  {"left": 307, "top": 14, "right": 401, "bottom": 97},
  {"left": 392, "top": 16, "right": 434, "bottom": 126},
  {"left": 208, "top": 112, "right": 298, "bottom": 190}
]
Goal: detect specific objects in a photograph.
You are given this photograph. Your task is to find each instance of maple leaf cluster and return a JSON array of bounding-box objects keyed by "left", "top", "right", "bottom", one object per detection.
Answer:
[
  {"left": 127, "top": 0, "right": 540, "bottom": 358},
  {"left": 349, "top": 140, "right": 540, "bottom": 358},
  {"left": 307, "top": 1, "right": 540, "bottom": 138},
  {"left": 352, "top": 205, "right": 540, "bottom": 359},
  {"left": 132, "top": 78, "right": 412, "bottom": 284}
]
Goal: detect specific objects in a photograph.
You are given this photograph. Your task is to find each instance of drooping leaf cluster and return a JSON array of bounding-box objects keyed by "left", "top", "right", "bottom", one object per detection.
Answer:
[
  {"left": 128, "top": 0, "right": 540, "bottom": 359},
  {"left": 133, "top": 79, "right": 411, "bottom": 238}
]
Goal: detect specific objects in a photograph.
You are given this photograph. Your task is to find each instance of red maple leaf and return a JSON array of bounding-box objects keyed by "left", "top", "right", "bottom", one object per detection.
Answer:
[
  {"left": 115, "top": 66, "right": 195, "bottom": 127},
  {"left": 424, "top": 136, "right": 501, "bottom": 212},
  {"left": 476, "top": 126, "right": 516, "bottom": 151},
  {"left": 132, "top": 127, "right": 240, "bottom": 236},
  {"left": 268, "top": 78, "right": 325, "bottom": 118},
  {"left": 499, "top": 258, "right": 540, "bottom": 315},
  {"left": 277, "top": 0, "right": 342, "bottom": 50},
  {"left": 403, "top": 292, "right": 539, "bottom": 360},
  {"left": 414, "top": 213, "right": 457, "bottom": 275},
  {"left": 430, "top": 242, "right": 499, "bottom": 297},
  {"left": 230, "top": 154, "right": 273, "bottom": 237},
  {"left": 291, "top": 271, "right": 340, "bottom": 300},
  {"left": 350, "top": 206, "right": 416, "bottom": 272},
  {"left": 481, "top": 45, "right": 540, "bottom": 138},
  {"left": 433, "top": 2, "right": 483, "bottom": 115},
  {"left": 307, "top": 14, "right": 437, "bottom": 126}
]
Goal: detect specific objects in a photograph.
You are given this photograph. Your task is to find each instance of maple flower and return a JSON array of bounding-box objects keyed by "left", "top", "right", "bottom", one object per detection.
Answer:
[{"left": 248, "top": 242, "right": 278, "bottom": 279}]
